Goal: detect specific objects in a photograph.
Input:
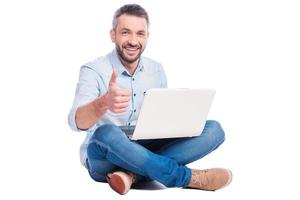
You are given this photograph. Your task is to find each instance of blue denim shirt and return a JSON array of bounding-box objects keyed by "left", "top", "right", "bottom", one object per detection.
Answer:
[{"left": 68, "top": 49, "right": 167, "bottom": 166}]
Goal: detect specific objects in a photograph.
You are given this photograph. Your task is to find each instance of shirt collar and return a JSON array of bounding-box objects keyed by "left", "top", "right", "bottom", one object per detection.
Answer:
[{"left": 110, "top": 49, "right": 144, "bottom": 77}]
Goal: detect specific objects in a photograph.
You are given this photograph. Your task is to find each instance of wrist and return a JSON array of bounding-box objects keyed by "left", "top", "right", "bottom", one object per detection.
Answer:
[{"left": 95, "top": 94, "right": 109, "bottom": 112}]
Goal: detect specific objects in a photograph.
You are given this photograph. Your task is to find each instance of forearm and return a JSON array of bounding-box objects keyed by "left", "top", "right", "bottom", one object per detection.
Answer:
[{"left": 75, "top": 94, "right": 108, "bottom": 130}]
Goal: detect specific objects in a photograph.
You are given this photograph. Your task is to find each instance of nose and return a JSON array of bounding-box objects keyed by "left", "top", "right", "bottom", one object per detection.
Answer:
[{"left": 128, "top": 34, "right": 138, "bottom": 46}]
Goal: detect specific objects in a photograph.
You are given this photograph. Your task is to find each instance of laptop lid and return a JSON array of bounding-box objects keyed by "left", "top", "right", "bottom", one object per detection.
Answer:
[{"left": 130, "top": 88, "right": 215, "bottom": 140}]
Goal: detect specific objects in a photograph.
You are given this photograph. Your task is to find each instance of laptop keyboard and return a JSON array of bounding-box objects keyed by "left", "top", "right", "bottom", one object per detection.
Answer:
[{"left": 119, "top": 125, "right": 136, "bottom": 137}]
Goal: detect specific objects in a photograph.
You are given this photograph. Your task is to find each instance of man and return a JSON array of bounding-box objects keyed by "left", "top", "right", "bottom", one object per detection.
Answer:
[{"left": 68, "top": 4, "right": 232, "bottom": 195}]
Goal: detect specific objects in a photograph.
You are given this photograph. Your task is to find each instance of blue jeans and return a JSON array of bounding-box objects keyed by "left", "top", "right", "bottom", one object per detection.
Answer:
[{"left": 86, "top": 120, "right": 225, "bottom": 188}]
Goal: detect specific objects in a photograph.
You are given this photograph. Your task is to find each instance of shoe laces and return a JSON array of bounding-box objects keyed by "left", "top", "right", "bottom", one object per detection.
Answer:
[{"left": 192, "top": 169, "right": 209, "bottom": 187}]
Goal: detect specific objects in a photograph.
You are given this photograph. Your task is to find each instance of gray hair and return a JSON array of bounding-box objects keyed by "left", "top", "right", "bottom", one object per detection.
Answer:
[{"left": 112, "top": 4, "right": 149, "bottom": 30}]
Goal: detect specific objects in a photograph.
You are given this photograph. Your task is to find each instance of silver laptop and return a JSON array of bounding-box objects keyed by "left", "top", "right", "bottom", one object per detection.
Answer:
[{"left": 121, "top": 88, "right": 215, "bottom": 140}]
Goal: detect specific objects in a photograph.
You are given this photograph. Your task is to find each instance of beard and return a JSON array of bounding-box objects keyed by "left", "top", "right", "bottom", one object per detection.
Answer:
[{"left": 115, "top": 42, "right": 145, "bottom": 64}]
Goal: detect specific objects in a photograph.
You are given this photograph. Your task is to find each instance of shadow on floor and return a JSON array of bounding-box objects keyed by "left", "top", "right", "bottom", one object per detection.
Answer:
[{"left": 132, "top": 181, "right": 167, "bottom": 190}]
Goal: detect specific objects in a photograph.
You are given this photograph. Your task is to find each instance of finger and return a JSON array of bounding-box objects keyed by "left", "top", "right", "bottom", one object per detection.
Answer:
[
  {"left": 114, "top": 102, "right": 129, "bottom": 109},
  {"left": 115, "top": 96, "right": 131, "bottom": 103},
  {"left": 115, "top": 89, "right": 131, "bottom": 96},
  {"left": 112, "top": 107, "right": 128, "bottom": 113},
  {"left": 109, "top": 68, "right": 118, "bottom": 88}
]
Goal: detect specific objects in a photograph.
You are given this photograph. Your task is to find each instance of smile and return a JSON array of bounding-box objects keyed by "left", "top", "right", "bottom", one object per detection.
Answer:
[{"left": 124, "top": 47, "right": 140, "bottom": 51}]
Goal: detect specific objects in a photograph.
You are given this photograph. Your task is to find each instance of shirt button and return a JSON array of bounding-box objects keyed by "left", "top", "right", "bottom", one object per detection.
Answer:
[
  {"left": 128, "top": 122, "right": 131, "bottom": 126},
  {"left": 132, "top": 78, "right": 135, "bottom": 81},
  {"left": 134, "top": 109, "right": 136, "bottom": 112},
  {"left": 134, "top": 93, "right": 136, "bottom": 96}
]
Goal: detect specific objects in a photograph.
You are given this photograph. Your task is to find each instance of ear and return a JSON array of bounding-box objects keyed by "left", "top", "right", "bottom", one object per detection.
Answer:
[{"left": 110, "top": 29, "right": 116, "bottom": 43}]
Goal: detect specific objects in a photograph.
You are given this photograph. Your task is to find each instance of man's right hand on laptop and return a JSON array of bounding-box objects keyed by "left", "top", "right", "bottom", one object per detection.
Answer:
[{"left": 103, "top": 68, "right": 131, "bottom": 113}]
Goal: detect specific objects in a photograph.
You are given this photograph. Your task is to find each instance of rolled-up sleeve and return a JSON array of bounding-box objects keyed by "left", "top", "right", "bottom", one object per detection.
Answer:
[{"left": 68, "top": 66, "right": 101, "bottom": 132}]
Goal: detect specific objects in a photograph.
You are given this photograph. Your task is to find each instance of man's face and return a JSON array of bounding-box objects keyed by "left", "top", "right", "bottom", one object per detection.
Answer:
[{"left": 110, "top": 14, "right": 149, "bottom": 65}]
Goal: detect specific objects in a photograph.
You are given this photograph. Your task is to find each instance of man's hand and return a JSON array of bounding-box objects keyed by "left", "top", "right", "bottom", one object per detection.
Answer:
[{"left": 104, "top": 68, "right": 131, "bottom": 113}]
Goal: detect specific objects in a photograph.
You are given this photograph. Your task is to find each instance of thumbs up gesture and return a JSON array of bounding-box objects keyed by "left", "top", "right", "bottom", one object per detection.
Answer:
[{"left": 104, "top": 68, "right": 131, "bottom": 113}]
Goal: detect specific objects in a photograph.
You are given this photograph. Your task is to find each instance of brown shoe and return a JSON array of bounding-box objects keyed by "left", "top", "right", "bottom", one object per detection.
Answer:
[
  {"left": 187, "top": 168, "right": 232, "bottom": 191},
  {"left": 106, "top": 171, "right": 136, "bottom": 195}
]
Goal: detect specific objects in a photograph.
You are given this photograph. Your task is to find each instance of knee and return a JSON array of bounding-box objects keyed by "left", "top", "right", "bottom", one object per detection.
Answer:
[
  {"left": 206, "top": 120, "right": 225, "bottom": 145},
  {"left": 91, "top": 124, "right": 123, "bottom": 144}
]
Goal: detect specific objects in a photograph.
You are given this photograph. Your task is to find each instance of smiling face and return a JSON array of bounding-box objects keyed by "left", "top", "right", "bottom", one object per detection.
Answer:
[{"left": 110, "top": 14, "right": 149, "bottom": 68}]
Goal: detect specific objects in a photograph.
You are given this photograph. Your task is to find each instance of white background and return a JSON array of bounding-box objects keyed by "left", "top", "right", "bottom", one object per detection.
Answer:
[{"left": 0, "top": 0, "right": 299, "bottom": 199}]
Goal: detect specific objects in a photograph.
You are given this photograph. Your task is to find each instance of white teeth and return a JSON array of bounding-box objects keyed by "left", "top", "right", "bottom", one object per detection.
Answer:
[{"left": 126, "top": 47, "right": 138, "bottom": 51}]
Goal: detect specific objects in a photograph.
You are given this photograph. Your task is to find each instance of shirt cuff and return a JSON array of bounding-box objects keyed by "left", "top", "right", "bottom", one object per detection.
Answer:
[{"left": 68, "top": 107, "right": 81, "bottom": 132}]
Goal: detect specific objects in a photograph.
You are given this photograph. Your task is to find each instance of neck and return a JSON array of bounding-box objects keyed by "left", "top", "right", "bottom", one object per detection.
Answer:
[{"left": 120, "top": 59, "right": 139, "bottom": 76}]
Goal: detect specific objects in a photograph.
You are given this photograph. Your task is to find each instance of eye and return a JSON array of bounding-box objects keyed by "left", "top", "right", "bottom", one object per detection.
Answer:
[
  {"left": 137, "top": 32, "right": 145, "bottom": 37},
  {"left": 121, "top": 31, "right": 129, "bottom": 36}
]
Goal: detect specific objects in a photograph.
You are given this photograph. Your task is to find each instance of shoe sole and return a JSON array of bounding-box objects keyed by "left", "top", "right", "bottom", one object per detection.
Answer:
[{"left": 106, "top": 174, "right": 126, "bottom": 195}]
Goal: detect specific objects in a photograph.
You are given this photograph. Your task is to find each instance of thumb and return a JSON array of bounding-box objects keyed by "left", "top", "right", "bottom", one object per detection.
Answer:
[{"left": 109, "top": 68, "right": 118, "bottom": 89}]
